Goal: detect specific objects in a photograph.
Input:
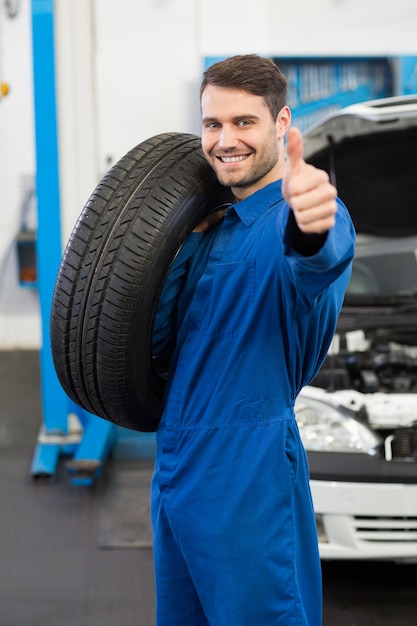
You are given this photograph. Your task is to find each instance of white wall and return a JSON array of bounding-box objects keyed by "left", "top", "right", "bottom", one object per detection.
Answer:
[
  {"left": 0, "top": 0, "right": 40, "bottom": 349},
  {"left": 1, "top": 0, "right": 417, "bottom": 349},
  {"left": 201, "top": 0, "right": 417, "bottom": 57}
]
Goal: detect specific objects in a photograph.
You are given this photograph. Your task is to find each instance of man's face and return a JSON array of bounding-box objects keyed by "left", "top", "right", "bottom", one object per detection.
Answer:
[{"left": 201, "top": 85, "right": 290, "bottom": 200}]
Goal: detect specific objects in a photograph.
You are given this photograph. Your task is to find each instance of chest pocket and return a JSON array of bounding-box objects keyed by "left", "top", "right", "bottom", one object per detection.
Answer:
[{"left": 191, "top": 258, "right": 256, "bottom": 338}]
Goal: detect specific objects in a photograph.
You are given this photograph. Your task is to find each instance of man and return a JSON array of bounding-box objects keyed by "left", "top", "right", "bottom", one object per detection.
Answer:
[{"left": 151, "top": 54, "right": 355, "bottom": 625}]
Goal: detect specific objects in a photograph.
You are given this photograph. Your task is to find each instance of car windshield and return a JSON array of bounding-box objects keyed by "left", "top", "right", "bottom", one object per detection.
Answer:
[{"left": 346, "top": 235, "right": 417, "bottom": 300}]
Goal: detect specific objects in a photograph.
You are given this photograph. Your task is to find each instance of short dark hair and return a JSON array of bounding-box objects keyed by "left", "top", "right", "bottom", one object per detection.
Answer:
[{"left": 200, "top": 54, "right": 288, "bottom": 121}]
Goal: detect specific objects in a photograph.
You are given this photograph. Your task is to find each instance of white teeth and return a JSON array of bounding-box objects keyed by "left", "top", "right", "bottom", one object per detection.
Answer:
[{"left": 220, "top": 155, "right": 248, "bottom": 163}]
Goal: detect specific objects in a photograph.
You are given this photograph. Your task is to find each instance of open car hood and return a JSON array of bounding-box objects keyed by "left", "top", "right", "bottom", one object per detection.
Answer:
[{"left": 302, "top": 95, "right": 417, "bottom": 236}]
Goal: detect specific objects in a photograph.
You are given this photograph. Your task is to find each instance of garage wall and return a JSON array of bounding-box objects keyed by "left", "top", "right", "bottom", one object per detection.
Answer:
[
  {"left": 1, "top": 0, "right": 417, "bottom": 349},
  {"left": 202, "top": 0, "right": 417, "bottom": 57},
  {"left": 0, "top": 0, "right": 39, "bottom": 348}
]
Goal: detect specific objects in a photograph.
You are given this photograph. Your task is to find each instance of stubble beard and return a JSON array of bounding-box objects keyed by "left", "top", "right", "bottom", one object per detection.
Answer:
[{"left": 210, "top": 139, "right": 280, "bottom": 191}]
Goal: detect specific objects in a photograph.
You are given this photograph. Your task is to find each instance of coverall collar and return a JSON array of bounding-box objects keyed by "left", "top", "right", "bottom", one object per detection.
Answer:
[{"left": 231, "top": 179, "right": 284, "bottom": 227}]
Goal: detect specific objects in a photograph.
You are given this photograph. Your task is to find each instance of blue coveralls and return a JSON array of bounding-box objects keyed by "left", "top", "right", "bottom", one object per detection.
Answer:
[{"left": 151, "top": 180, "right": 355, "bottom": 626}]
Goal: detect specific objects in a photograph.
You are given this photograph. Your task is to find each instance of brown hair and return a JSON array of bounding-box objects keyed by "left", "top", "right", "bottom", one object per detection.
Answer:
[{"left": 200, "top": 54, "right": 287, "bottom": 121}]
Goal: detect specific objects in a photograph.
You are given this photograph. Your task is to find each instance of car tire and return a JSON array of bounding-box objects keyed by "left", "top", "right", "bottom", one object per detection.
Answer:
[{"left": 50, "top": 132, "right": 231, "bottom": 432}]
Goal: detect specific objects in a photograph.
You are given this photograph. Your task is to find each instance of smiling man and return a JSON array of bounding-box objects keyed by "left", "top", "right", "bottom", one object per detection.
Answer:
[
  {"left": 201, "top": 85, "right": 285, "bottom": 195},
  {"left": 151, "top": 55, "right": 356, "bottom": 626}
]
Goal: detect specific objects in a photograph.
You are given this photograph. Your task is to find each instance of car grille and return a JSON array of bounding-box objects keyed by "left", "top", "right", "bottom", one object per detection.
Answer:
[{"left": 353, "top": 515, "right": 417, "bottom": 542}]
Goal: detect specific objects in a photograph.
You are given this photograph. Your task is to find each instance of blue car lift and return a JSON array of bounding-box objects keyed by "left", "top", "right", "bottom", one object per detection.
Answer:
[{"left": 29, "top": 0, "right": 155, "bottom": 485}]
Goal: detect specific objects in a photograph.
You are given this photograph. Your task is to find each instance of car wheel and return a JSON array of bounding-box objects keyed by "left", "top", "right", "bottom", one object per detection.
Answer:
[{"left": 50, "top": 132, "right": 231, "bottom": 431}]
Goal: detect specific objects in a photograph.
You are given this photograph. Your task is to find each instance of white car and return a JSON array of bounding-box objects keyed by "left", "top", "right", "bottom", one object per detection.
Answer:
[{"left": 296, "top": 95, "right": 417, "bottom": 562}]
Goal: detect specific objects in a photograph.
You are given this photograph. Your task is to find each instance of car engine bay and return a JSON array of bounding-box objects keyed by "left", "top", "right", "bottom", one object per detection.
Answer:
[{"left": 309, "top": 321, "right": 417, "bottom": 462}]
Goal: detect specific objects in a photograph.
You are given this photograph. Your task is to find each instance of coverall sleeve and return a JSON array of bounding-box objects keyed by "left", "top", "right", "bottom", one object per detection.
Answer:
[
  {"left": 152, "top": 232, "right": 204, "bottom": 356},
  {"left": 281, "top": 197, "right": 356, "bottom": 307}
]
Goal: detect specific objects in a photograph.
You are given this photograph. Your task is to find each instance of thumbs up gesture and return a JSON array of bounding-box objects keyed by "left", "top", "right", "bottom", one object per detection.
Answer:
[{"left": 282, "top": 127, "right": 338, "bottom": 234}]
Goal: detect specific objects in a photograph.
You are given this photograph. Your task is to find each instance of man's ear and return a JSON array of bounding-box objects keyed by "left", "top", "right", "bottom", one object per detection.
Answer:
[{"left": 276, "top": 105, "right": 291, "bottom": 138}]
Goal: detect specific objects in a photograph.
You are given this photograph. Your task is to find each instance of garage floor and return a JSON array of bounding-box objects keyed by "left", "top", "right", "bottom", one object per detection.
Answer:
[{"left": 1, "top": 350, "right": 416, "bottom": 626}]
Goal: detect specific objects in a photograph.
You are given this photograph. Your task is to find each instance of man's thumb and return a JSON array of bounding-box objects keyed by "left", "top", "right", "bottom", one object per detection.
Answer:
[{"left": 285, "top": 126, "right": 304, "bottom": 174}]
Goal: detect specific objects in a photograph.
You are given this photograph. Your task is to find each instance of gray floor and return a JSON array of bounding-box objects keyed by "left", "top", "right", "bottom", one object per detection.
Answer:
[
  {"left": 0, "top": 351, "right": 155, "bottom": 626},
  {"left": 0, "top": 350, "right": 416, "bottom": 626}
]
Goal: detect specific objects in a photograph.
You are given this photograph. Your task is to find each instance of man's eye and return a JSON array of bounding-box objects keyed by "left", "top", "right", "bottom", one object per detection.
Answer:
[
  {"left": 205, "top": 122, "right": 220, "bottom": 129},
  {"left": 238, "top": 120, "right": 252, "bottom": 127}
]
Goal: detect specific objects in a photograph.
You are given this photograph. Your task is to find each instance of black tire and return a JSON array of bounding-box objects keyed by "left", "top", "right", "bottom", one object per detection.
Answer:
[{"left": 50, "top": 132, "right": 231, "bottom": 431}]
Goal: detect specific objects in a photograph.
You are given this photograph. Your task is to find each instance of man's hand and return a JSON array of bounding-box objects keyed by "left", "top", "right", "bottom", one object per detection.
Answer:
[
  {"left": 282, "top": 127, "right": 337, "bottom": 234},
  {"left": 193, "top": 206, "right": 228, "bottom": 233}
]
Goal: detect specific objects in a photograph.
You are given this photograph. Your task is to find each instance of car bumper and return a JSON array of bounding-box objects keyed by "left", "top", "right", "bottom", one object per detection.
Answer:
[
  {"left": 311, "top": 479, "right": 417, "bottom": 562},
  {"left": 307, "top": 450, "right": 417, "bottom": 561}
]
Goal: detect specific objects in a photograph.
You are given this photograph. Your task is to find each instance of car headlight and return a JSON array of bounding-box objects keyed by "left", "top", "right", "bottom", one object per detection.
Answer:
[{"left": 295, "top": 394, "right": 382, "bottom": 454}]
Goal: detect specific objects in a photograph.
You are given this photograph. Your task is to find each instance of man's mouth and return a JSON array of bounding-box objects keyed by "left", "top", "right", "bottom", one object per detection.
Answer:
[{"left": 217, "top": 155, "right": 249, "bottom": 163}]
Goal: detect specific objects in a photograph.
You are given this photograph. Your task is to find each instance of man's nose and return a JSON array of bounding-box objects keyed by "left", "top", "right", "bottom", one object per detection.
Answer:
[{"left": 218, "top": 125, "right": 238, "bottom": 150}]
